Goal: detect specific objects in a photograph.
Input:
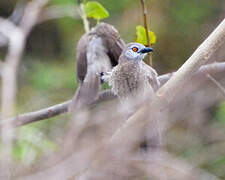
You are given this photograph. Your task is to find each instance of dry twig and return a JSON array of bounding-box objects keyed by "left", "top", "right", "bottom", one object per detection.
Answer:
[
  {"left": 207, "top": 74, "right": 225, "bottom": 97},
  {"left": 140, "top": 0, "right": 152, "bottom": 66}
]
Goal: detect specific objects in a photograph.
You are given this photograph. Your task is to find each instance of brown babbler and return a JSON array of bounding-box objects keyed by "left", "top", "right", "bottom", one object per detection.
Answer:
[{"left": 102, "top": 43, "right": 160, "bottom": 110}]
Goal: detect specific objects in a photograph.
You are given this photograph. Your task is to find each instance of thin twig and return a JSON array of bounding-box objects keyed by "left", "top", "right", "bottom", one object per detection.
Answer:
[
  {"left": 207, "top": 74, "right": 225, "bottom": 97},
  {"left": 77, "top": 0, "right": 89, "bottom": 33},
  {"left": 140, "top": 0, "right": 152, "bottom": 66}
]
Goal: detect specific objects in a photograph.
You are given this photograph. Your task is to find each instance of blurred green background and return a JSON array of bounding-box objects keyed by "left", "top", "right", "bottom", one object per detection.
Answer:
[{"left": 0, "top": 0, "right": 225, "bottom": 177}]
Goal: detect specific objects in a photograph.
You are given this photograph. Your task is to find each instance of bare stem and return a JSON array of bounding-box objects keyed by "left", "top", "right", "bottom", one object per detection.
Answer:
[
  {"left": 77, "top": 0, "right": 89, "bottom": 33},
  {"left": 140, "top": 0, "right": 152, "bottom": 66},
  {"left": 207, "top": 74, "right": 225, "bottom": 97}
]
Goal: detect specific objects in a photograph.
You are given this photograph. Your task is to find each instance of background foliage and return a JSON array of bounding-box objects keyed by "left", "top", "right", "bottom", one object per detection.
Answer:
[{"left": 0, "top": 0, "right": 225, "bottom": 178}]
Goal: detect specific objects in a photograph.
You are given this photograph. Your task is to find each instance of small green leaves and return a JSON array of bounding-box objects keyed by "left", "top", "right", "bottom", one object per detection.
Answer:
[
  {"left": 136, "top": 25, "right": 157, "bottom": 46},
  {"left": 84, "top": 1, "right": 109, "bottom": 21}
]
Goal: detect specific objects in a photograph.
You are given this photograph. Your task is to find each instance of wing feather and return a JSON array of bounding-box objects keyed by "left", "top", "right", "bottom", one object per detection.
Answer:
[{"left": 140, "top": 62, "right": 160, "bottom": 92}]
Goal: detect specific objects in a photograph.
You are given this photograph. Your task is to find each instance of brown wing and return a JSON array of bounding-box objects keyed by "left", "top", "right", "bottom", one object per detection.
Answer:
[
  {"left": 141, "top": 62, "right": 160, "bottom": 92},
  {"left": 76, "top": 23, "right": 125, "bottom": 83},
  {"left": 94, "top": 22, "right": 125, "bottom": 67},
  {"left": 76, "top": 33, "right": 88, "bottom": 82},
  {"left": 73, "top": 23, "right": 126, "bottom": 111}
]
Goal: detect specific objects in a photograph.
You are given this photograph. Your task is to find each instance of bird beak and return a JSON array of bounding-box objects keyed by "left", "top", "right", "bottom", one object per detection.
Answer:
[{"left": 139, "top": 47, "right": 153, "bottom": 53}]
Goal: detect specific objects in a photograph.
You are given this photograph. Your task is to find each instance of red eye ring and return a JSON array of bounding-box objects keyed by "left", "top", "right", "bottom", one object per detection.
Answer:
[{"left": 132, "top": 47, "right": 138, "bottom": 52}]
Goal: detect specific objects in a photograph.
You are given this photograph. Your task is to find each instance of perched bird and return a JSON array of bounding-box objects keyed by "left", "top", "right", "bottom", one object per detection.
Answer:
[
  {"left": 102, "top": 43, "right": 160, "bottom": 111},
  {"left": 103, "top": 43, "right": 161, "bottom": 151},
  {"left": 70, "top": 23, "right": 125, "bottom": 111}
]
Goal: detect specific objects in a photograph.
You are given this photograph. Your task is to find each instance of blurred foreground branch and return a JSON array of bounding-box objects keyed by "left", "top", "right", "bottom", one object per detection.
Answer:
[
  {"left": 0, "top": 0, "right": 49, "bottom": 177},
  {"left": 1, "top": 11, "right": 224, "bottom": 178},
  {"left": 1, "top": 61, "right": 225, "bottom": 128},
  {"left": 111, "top": 18, "right": 225, "bottom": 144}
]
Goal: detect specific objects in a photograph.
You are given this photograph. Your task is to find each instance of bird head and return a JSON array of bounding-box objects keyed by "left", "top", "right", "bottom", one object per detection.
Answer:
[{"left": 122, "top": 43, "right": 153, "bottom": 62}]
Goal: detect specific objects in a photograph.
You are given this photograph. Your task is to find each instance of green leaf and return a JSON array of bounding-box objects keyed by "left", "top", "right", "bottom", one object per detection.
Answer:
[
  {"left": 215, "top": 101, "right": 225, "bottom": 124},
  {"left": 149, "top": 31, "right": 156, "bottom": 45},
  {"left": 136, "top": 25, "right": 157, "bottom": 46},
  {"left": 84, "top": 1, "right": 109, "bottom": 20}
]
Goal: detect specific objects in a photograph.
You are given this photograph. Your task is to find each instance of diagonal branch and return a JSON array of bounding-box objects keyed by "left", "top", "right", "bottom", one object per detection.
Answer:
[
  {"left": 111, "top": 18, "right": 225, "bottom": 144},
  {"left": 0, "top": 90, "right": 116, "bottom": 128},
  {"left": 4, "top": 100, "right": 71, "bottom": 128},
  {"left": 207, "top": 74, "right": 225, "bottom": 97}
]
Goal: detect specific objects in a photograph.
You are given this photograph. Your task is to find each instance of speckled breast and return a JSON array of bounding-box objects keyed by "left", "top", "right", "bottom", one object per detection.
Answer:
[{"left": 109, "top": 62, "right": 148, "bottom": 99}]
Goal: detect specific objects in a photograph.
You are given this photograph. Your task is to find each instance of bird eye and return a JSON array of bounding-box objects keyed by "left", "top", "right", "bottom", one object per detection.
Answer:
[{"left": 132, "top": 47, "right": 139, "bottom": 52}]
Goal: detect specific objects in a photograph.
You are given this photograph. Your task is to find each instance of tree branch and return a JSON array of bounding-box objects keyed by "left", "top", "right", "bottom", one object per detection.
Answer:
[
  {"left": 207, "top": 74, "right": 225, "bottom": 97},
  {"left": 0, "top": 62, "right": 224, "bottom": 128},
  {"left": 38, "top": 5, "right": 79, "bottom": 24},
  {"left": 0, "top": 0, "right": 49, "bottom": 177},
  {"left": 140, "top": 0, "right": 152, "bottom": 66},
  {"left": 20, "top": 0, "right": 49, "bottom": 36},
  {"left": 3, "top": 101, "right": 71, "bottom": 128},
  {"left": 111, "top": 18, "right": 225, "bottom": 144},
  {"left": 0, "top": 90, "right": 115, "bottom": 128}
]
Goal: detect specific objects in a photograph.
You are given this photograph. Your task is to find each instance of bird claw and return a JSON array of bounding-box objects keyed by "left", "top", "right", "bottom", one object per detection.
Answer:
[
  {"left": 100, "top": 72, "right": 105, "bottom": 83},
  {"left": 100, "top": 71, "right": 111, "bottom": 83}
]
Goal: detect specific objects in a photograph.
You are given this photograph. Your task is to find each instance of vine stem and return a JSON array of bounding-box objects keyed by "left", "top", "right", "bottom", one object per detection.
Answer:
[
  {"left": 140, "top": 0, "right": 152, "bottom": 66},
  {"left": 77, "top": 0, "right": 89, "bottom": 33}
]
